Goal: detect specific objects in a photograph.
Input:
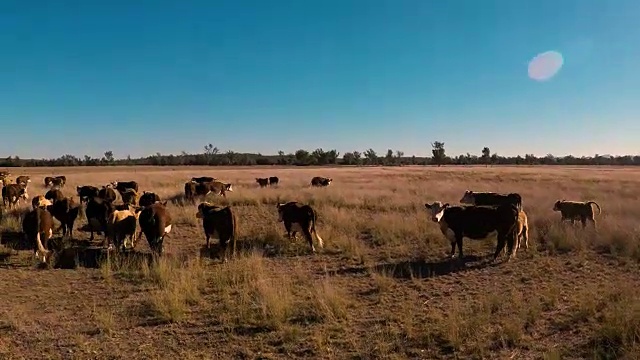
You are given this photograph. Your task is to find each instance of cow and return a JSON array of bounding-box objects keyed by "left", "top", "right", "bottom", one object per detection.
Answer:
[
  {"left": 184, "top": 181, "right": 197, "bottom": 202},
  {"left": 110, "top": 181, "right": 139, "bottom": 194},
  {"left": 2, "top": 183, "right": 28, "bottom": 208},
  {"left": 121, "top": 188, "right": 139, "bottom": 206},
  {"left": 22, "top": 207, "right": 54, "bottom": 265},
  {"left": 256, "top": 178, "right": 269, "bottom": 188},
  {"left": 139, "top": 191, "right": 161, "bottom": 207},
  {"left": 98, "top": 186, "right": 121, "bottom": 203},
  {"left": 108, "top": 206, "right": 141, "bottom": 252},
  {"left": 136, "top": 201, "right": 172, "bottom": 256},
  {"left": 85, "top": 197, "right": 114, "bottom": 243},
  {"left": 276, "top": 201, "right": 324, "bottom": 253},
  {"left": 47, "top": 197, "right": 81, "bottom": 239},
  {"left": 515, "top": 209, "right": 529, "bottom": 251},
  {"left": 0, "top": 171, "right": 11, "bottom": 179},
  {"left": 77, "top": 185, "right": 100, "bottom": 204},
  {"left": 424, "top": 201, "right": 520, "bottom": 262},
  {"left": 1, "top": 177, "right": 12, "bottom": 187},
  {"left": 459, "top": 190, "right": 523, "bottom": 211},
  {"left": 45, "top": 188, "right": 65, "bottom": 203},
  {"left": 552, "top": 200, "right": 601, "bottom": 228},
  {"left": 269, "top": 176, "right": 279, "bottom": 186},
  {"left": 15, "top": 175, "right": 31, "bottom": 186},
  {"left": 50, "top": 177, "right": 66, "bottom": 188},
  {"left": 191, "top": 176, "right": 216, "bottom": 184},
  {"left": 31, "top": 195, "right": 52, "bottom": 210},
  {"left": 44, "top": 176, "right": 66, "bottom": 188},
  {"left": 195, "top": 202, "right": 237, "bottom": 262},
  {"left": 311, "top": 176, "right": 332, "bottom": 187},
  {"left": 207, "top": 181, "right": 233, "bottom": 198}
]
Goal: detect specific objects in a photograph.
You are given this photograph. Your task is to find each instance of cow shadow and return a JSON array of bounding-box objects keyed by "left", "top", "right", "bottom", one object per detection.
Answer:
[
  {"left": 0, "top": 231, "right": 29, "bottom": 250},
  {"left": 331, "top": 254, "right": 499, "bottom": 279}
]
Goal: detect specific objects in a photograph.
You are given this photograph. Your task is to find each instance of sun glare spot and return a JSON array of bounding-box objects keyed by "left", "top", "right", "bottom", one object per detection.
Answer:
[{"left": 528, "top": 50, "right": 564, "bottom": 81}]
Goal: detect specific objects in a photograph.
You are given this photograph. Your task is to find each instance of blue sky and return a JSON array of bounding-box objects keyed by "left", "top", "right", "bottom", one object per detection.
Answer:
[{"left": 0, "top": 0, "right": 638, "bottom": 159}]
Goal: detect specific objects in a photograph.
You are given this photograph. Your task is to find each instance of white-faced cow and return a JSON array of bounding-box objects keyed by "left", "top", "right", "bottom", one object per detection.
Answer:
[{"left": 424, "top": 201, "right": 520, "bottom": 262}]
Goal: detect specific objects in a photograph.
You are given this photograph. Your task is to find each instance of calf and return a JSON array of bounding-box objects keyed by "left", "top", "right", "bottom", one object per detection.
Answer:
[
  {"left": 276, "top": 201, "right": 324, "bottom": 253},
  {"left": 552, "top": 200, "right": 601, "bottom": 228},
  {"left": 424, "top": 202, "right": 519, "bottom": 262},
  {"left": 256, "top": 178, "right": 269, "bottom": 188},
  {"left": 207, "top": 181, "right": 233, "bottom": 198},
  {"left": 269, "top": 176, "right": 279, "bottom": 186},
  {"left": 22, "top": 207, "right": 54, "bottom": 264},
  {"left": 47, "top": 197, "right": 81, "bottom": 239},
  {"left": 191, "top": 176, "right": 216, "bottom": 184},
  {"left": 108, "top": 207, "right": 141, "bottom": 251},
  {"left": 45, "top": 176, "right": 66, "bottom": 188},
  {"left": 2, "top": 183, "right": 28, "bottom": 209},
  {"left": 45, "top": 189, "right": 65, "bottom": 203},
  {"left": 121, "top": 188, "right": 139, "bottom": 206},
  {"left": 139, "top": 191, "right": 160, "bottom": 207},
  {"left": 111, "top": 181, "right": 139, "bottom": 193},
  {"left": 196, "top": 202, "right": 237, "bottom": 261},
  {"left": 31, "top": 195, "right": 53, "bottom": 210},
  {"left": 311, "top": 176, "right": 332, "bottom": 187},
  {"left": 77, "top": 185, "right": 100, "bottom": 203},
  {"left": 137, "top": 201, "right": 173, "bottom": 255},
  {"left": 460, "top": 190, "right": 523, "bottom": 211}
]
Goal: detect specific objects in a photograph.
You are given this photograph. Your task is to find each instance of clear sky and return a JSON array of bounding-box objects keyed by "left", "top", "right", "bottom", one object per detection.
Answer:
[{"left": 0, "top": 0, "right": 638, "bottom": 159}]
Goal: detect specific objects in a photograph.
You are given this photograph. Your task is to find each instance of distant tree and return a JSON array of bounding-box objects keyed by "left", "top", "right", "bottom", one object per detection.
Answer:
[
  {"left": 103, "top": 151, "right": 114, "bottom": 164},
  {"left": 364, "top": 148, "right": 378, "bottom": 165},
  {"left": 481, "top": 147, "right": 491, "bottom": 167},
  {"left": 352, "top": 151, "right": 362, "bottom": 165},
  {"left": 294, "top": 149, "right": 311, "bottom": 165},
  {"left": 431, "top": 142, "right": 446, "bottom": 166}
]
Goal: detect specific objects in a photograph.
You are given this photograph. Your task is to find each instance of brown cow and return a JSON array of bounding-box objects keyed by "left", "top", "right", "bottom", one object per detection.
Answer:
[
  {"left": 2, "top": 183, "right": 28, "bottom": 208},
  {"left": 45, "top": 189, "right": 65, "bottom": 203},
  {"left": 31, "top": 195, "right": 52, "bottom": 210},
  {"left": 311, "top": 176, "right": 332, "bottom": 187},
  {"left": 121, "top": 188, "right": 139, "bottom": 206},
  {"left": 15, "top": 175, "right": 31, "bottom": 186},
  {"left": 110, "top": 181, "right": 139, "bottom": 193},
  {"left": 108, "top": 206, "right": 141, "bottom": 251},
  {"left": 22, "top": 207, "right": 54, "bottom": 264},
  {"left": 196, "top": 202, "right": 237, "bottom": 262},
  {"left": 136, "top": 201, "right": 172, "bottom": 255}
]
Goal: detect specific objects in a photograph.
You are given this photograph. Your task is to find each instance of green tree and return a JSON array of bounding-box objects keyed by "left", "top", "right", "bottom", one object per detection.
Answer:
[{"left": 431, "top": 142, "right": 446, "bottom": 166}]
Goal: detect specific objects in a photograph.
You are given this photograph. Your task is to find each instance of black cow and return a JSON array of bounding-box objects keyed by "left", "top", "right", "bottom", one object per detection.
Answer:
[
  {"left": 47, "top": 197, "right": 81, "bottom": 239},
  {"left": 311, "top": 176, "right": 332, "bottom": 187},
  {"left": 45, "top": 189, "right": 65, "bottom": 203},
  {"left": 424, "top": 202, "right": 520, "bottom": 262},
  {"left": 256, "top": 178, "right": 269, "bottom": 187},
  {"left": 85, "top": 197, "right": 114, "bottom": 243},
  {"left": 77, "top": 185, "right": 100, "bottom": 203},
  {"left": 196, "top": 202, "right": 237, "bottom": 262},
  {"left": 139, "top": 191, "right": 160, "bottom": 207},
  {"left": 191, "top": 176, "right": 216, "bottom": 184},
  {"left": 460, "top": 190, "right": 523, "bottom": 211},
  {"left": 269, "top": 176, "right": 279, "bottom": 186},
  {"left": 276, "top": 201, "right": 324, "bottom": 253}
]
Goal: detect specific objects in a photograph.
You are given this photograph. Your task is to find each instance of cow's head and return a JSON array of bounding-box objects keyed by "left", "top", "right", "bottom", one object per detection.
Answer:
[
  {"left": 276, "top": 203, "right": 285, "bottom": 222},
  {"left": 225, "top": 184, "right": 233, "bottom": 192},
  {"left": 32, "top": 196, "right": 52, "bottom": 209},
  {"left": 20, "top": 188, "right": 29, "bottom": 200},
  {"left": 424, "top": 202, "right": 449, "bottom": 222},
  {"left": 552, "top": 200, "right": 564, "bottom": 211},
  {"left": 109, "top": 181, "right": 118, "bottom": 188},
  {"left": 459, "top": 190, "right": 475, "bottom": 205}
]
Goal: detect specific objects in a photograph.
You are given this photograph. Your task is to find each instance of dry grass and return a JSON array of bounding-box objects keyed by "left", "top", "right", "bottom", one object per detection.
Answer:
[{"left": 0, "top": 165, "right": 639, "bottom": 359}]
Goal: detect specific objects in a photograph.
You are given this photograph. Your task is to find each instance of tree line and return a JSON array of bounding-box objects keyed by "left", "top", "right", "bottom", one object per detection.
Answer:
[{"left": 0, "top": 142, "right": 638, "bottom": 167}]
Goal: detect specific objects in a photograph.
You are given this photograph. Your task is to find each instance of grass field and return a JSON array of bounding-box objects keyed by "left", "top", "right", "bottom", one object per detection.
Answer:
[{"left": 0, "top": 165, "right": 639, "bottom": 359}]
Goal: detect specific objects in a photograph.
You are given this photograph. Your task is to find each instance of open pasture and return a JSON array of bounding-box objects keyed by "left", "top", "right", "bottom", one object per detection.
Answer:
[{"left": 0, "top": 165, "right": 639, "bottom": 359}]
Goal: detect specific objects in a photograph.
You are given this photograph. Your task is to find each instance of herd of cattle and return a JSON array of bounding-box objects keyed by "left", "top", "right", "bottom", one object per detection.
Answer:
[{"left": 0, "top": 170, "right": 602, "bottom": 267}]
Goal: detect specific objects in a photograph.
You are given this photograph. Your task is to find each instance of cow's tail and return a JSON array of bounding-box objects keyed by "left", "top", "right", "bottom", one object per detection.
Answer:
[
  {"left": 34, "top": 210, "right": 48, "bottom": 256},
  {"left": 587, "top": 201, "right": 601, "bottom": 216},
  {"left": 310, "top": 208, "right": 324, "bottom": 248},
  {"left": 230, "top": 208, "right": 237, "bottom": 257}
]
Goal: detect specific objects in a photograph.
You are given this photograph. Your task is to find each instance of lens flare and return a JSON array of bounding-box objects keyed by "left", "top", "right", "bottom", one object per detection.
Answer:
[{"left": 528, "top": 51, "right": 564, "bottom": 81}]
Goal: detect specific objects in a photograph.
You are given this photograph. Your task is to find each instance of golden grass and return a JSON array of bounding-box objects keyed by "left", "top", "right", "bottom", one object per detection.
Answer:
[{"left": 0, "top": 165, "right": 639, "bottom": 358}]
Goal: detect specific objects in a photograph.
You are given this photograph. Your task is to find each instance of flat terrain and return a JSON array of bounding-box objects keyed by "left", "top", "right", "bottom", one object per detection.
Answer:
[{"left": 0, "top": 165, "right": 639, "bottom": 359}]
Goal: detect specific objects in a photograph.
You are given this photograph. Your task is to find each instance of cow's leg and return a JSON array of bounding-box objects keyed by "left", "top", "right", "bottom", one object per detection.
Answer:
[
  {"left": 303, "top": 229, "right": 316, "bottom": 253},
  {"left": 581, "top": 216, "right": 587, "bottom": 228},
  {"left": 455, "top": 235, "right": 464, "bottom": 260},
  {"left": 220, "top": 238, "right": 228, "bottom": 262},
  {"left": 68, "top": 220, "right": 75, "bottom": 240},
  {"left": 494, "top": 233, "right": 507, "bottom": 262}
]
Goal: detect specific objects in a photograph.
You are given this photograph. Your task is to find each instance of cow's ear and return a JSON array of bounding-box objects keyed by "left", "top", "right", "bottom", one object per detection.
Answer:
[
  {"left": 443, "top": 203, "right": 450, "bottom": 208},
  {"left": 424, "top": 203, "right": 430, "bottom": 209},
  {"left": 161, "top": 200, "right": 168, "bottom": 206}
]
